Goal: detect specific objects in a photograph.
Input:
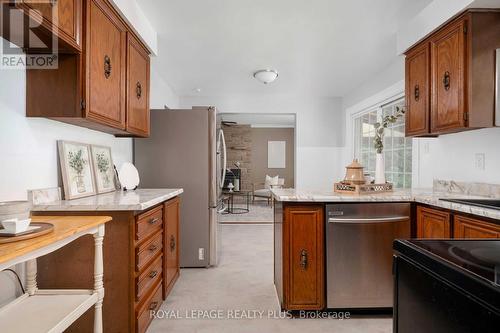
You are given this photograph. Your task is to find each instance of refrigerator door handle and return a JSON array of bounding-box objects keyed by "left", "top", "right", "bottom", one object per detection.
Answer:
[{"left": 218, "top": 129, "right": 227, "bottom": 189}]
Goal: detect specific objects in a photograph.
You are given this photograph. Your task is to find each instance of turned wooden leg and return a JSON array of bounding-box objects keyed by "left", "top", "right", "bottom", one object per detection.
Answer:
[
  {"left": 25, "top": 259, "right": 37, "bottom": 295},
  {"left": 93, "top": 224, "right": 105, "bottom": 333}
]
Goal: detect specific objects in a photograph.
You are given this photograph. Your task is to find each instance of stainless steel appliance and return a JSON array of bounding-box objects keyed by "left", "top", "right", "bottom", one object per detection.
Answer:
[
  {"left": 326, "top": 203, "right": 411, "bottom": 308},
  {"left": 134, "top": 107, "right": 226, "bottom": 267}
]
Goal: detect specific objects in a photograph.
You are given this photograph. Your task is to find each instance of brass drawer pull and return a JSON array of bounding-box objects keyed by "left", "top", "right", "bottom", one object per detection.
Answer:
[
  {"left": 300, "top": 249, "right": 308, "bottom": 270},
  {"left": 149, "top": 270, "right": 158, "bottom": 279},
  {"left": 149, "top": 301, "right": 158, "bottom": 311},
  {"left": 104, "top": 55, "right": 111, "bottom": 79},
  {"left": 148, "top": 244, "right": 158, "bottom": 252},
  {"left": 136, "top": 81, "right": 142, "bottom": 99},
  {"left": 414, "top": 84, "right": 420, "bottom": 101},
  {"left": 149, "top": 217, "right": 159, "bottom": 225},
  {"left": 170, "top": 235, "right": 176, "bottom": 252},
  {"left": 443, "top": 71, "right": 450, "bottom": 91}
]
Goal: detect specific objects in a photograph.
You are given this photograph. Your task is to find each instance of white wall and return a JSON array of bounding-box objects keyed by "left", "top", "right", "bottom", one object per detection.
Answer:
[
  {"left": 150, "top": 63, "right": 180, "bottom": 109},
  {"left": 179, "top": 94, "right": 345, "bottom": 190},
  {"left": 416, "top": 129, "right": 500, "bottom": 186},
  {"left": 0, "top": 40, "right": 133, "bottom": 305}
]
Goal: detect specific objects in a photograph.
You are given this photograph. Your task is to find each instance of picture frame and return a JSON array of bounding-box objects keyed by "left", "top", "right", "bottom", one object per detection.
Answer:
[
  {"left": 58, "top": 141, "right": 97, "bottom": 200},
  {"left": 90, "top": 144, "right": 117, "bottom": 194}
]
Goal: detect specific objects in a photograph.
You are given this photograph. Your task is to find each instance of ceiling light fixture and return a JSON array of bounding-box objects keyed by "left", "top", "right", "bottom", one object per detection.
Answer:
[{"left": 253, "top": 69, "right": 278, "bottom": 84}]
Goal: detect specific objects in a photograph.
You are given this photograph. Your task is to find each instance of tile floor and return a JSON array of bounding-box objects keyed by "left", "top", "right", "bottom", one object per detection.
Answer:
[{"left": 149, "top": 224, "right": 392, "bottom": 333}]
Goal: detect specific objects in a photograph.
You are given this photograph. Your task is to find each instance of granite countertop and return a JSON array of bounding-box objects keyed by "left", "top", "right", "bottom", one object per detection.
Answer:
[
  {"left": 272, "top": 188, "right": 500, "bottom": 221},
  {"left": 32, "top": 188, "right": 183, "bottom": 212}
]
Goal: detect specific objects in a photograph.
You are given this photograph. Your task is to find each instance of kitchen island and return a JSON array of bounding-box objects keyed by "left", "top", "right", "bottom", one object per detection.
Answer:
[
  {"left": 31, "top": 188, "right": 183, "bottom": 333},
  {"left": 272, "top": 187, "right": 500, "bottom": 312}
]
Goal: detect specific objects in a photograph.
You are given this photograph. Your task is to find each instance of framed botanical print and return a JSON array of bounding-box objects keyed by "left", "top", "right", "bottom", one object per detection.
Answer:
[
  {"left": 90, "top": 145, "right": 116, "bottom": 194},
  {"left": 58, "top": 141, "right": 96, "bottom": 200}
]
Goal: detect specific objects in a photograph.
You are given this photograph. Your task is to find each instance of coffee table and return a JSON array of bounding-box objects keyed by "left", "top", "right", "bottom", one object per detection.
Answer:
[{"left": 221, "top": 190, "right": 251, "bottom": 214}]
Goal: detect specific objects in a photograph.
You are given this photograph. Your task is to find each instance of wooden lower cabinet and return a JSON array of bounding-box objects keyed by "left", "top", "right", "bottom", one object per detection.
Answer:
[
  {"left": 416, "top": 206, "right": 451, "bottom": 238},
  {"left": 34, "top": 196, "right": 181, "bottom": 333},
  {"left": 163, "top": 197, "right": 180, "bottom": 299},
  {"left": 454, "top": 215, "right": 500, "bottom": 239},
  {"left": 276, "top": 203, "right": 325, "bottom": 310}
]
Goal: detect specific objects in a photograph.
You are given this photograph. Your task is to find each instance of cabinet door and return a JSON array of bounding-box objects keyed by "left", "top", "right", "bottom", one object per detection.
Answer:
[
  {"left": 416, "top": 206, "right": 451, "bottom": 238},
  {"left": 430, "top": 17, "right": 467, "bottom": 133},
  {"left": 23, "top": 0, "right": 81, "bottom": 48},
  {"left": 284, "top": 205, "right": 324, "bottom": 310},
  {"left": 86, "top": 0, "right": 126, "bottom": 129},
  {"left": 405, "top": 43, "right": 430, "bottom": 136},
  {"left": 126, "top": 34, "right": 150, "bottom": 137},
  {"left": 163, "top": 197, "right": 180, "bottom": 299},
  {"left": 454, "top": 215, "right": 500, "bottom": 239}
]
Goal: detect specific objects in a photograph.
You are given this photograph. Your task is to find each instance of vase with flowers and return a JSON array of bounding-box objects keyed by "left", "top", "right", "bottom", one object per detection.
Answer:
[{"left": 373, "top": 106, "right": 405, "bottom": 184}]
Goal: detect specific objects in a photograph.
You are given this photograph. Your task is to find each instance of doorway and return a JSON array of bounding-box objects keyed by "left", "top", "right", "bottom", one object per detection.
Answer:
[{"left": 217, "top": 113, "right": 296, "bottom": 224}]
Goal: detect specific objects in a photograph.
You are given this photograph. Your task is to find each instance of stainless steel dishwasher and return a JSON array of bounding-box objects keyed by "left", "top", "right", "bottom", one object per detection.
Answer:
[{"left": 326, "top": 203, "right": 410, "bottom": 309}]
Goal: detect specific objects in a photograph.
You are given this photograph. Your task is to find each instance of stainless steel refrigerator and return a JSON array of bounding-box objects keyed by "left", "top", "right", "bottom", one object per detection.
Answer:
[{"left": 134, "top": 107, "right": 226, "bottom": 267}]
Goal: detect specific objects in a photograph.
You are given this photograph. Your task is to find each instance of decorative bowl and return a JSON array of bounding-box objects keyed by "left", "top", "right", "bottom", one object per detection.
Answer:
[{"left": 1, "top": 218, "right": 31, "bottom": 234}]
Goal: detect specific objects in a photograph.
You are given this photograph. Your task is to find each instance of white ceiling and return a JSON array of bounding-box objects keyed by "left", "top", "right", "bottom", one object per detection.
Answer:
[
  {"left": 138, "top": 0, "right": 432, "bottom": 97},
  {"left": 220, "top": 113, "right": 295, "bottom": 128}
]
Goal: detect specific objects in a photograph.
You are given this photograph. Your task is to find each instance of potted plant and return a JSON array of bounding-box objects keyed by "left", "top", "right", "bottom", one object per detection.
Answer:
[{"left": 373, "top": 106, "right": 405, "bottom": 184}]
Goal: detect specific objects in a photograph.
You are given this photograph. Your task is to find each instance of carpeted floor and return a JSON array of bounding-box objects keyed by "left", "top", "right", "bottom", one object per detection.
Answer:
[{"left": 218, "top": 200, "right": 274, "bottom": 224}]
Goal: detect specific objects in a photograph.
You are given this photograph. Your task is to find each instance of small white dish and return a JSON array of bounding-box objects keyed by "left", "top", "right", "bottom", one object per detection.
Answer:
[
  {"left": 118, "top": 162, "right": 140, "bottom": 190},
  {"left": 1, "top": 218, "right": 31, "bottom": 234}
]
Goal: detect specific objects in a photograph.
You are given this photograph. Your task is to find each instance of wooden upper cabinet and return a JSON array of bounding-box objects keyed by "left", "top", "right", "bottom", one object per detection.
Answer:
[
  {"left": 22, "top": 0, "right": 81, "bottom": 50},
  {"left": 284, "top": 205, "right": 324, "bottom": 310},
  {"left": 405, "top": 43, "right": 430, "bottom": 136},
  {"left": 454, "top": 215, "right": 500, "bottom": 239},
  {"left": 430, "top": 17, "right": 467, "bottom": 133},
  {"left": 404, "top": 10, "right": 500, "bottom": 137},
  {"left": 416, "top": 206, "right": 451, "bottom": 239},
  {"left": 126, "top": 33, "right": 151, "bottom": 137},
  {"left": 24, "top": 0, "right": 151, "bottom": 137},
  {"left": 85, "top": 0, "right": 126, "bottom": 130}
]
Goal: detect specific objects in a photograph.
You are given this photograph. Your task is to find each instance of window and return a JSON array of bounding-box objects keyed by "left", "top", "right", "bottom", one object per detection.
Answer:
[{"left": 353, "top": 97, "right": 412, "bottom": 188}]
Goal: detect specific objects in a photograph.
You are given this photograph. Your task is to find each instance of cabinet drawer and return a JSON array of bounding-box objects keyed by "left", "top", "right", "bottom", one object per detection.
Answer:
[
  {"left": 136, "top": 231, "right": 163, "bottom": 272},
  {"left": 136, "top": 281, "right": 162, "bottom": 333},
  {"left": 136, "top": 255, "right": 162, "bottom": 301},
  {"left": 136, "top": 206, "right": 163, "bottom": 243}
]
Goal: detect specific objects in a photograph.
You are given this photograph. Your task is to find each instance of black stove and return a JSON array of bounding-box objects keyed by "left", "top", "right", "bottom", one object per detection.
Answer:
[
  {"left": 408, "top": 239, "right": 500, "bottom": 286},
  {"left": 393, "top": 239, "right": 500, "bottom": 332},
  {"left": 439, "top": 198, "right": 500, "bottom": 210}
]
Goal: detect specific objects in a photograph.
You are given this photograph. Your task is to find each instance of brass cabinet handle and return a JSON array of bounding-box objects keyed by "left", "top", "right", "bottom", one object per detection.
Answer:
[
  {"left": 148, "top": 244, "right": 158, "bottom": 252},
  {"left": 149, "top": 301, "right": 158, "bottom": 311},
  {"left": 149, "top": 270, "right": 158, "bottom": 279},
  {"left": 104, "top": 55, "right": 111, "bottom": 79},
  {"left": 443, "top": 71, "right": 450, "bottom": 91},
  {"left": 414, "top": 84, "right": 420, "bottom": 101},
  {"left": 170, "top": 235, "right": 176, "bottom": 252},
  {"left": 300, "top": 249, "right": 308, "bottom": 270},
  {"left": 149, "top": 217, "right": 159, "bottom": 225},
  {"left": 136, "top": 81, "right": 142, "bottom": 99}
]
